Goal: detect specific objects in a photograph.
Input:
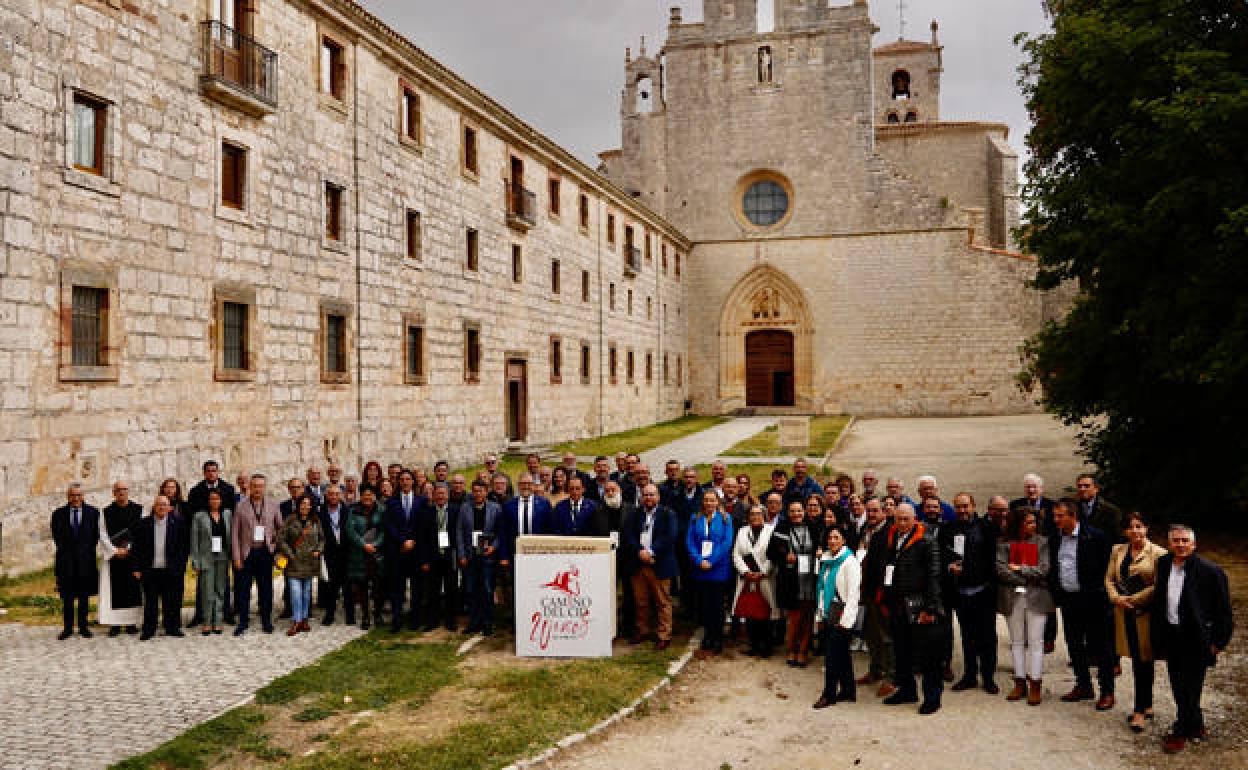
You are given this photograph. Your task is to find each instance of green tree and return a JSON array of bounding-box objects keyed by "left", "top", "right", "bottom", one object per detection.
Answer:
[{"left": 1017, "top": 0, "right": 1248, "bottom": 527}]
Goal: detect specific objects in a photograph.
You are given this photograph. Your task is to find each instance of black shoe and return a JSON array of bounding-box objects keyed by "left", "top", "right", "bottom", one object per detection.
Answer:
[
  {"left": 919, "top": 701, "right": 942, "bottom": 715},
  {"left": 262, "top": 625, "right": 274, "bottom": 634},
  {"left": 483, "top": 626, "right": 493, "bottom": 637},
  {"left": 279, "top": 609, "right": 293, "bottom": 619},
  {"left": 187, "top": 618, "right": 201, "bottom": 628},
  {"left": 883, "top": 691, "right": 919, "bottom": 706},
  {"left": 951, "top": 678, "right": 977, "bottom": 692},
  {"left": 422, "top": 623, "right": 437, "bottom": 632},
  {"left": 212, "top": 628, "right": 223, "bottom": 635},
  {"left": 233, "top": 626, "right": 246, "bottom": 637},
  {"left": 125, "top": 625, "right": 139, "bottom": 635},
  {"left": 361, "top": 619, "right": 371, "bottom": 630},
  {"left": 201, "top": 629, "right": 212, "bottom": 637},
  {"left": 345, "top": 616, "right": 356, "bottom": 626},
  {"left": 390, "top": 624, "right": 403, "bottom": 633},
  {"left": 224, "top": 615, "right": 236, "bottom": 625},
  {"left": 167, "top": 629, "right": 185, "bottom": 638},
  {"left": 445, "top": 622, "right": 457, "bottom": 632},
  {"left": 139, "top": 632, "right": 154, "bottom": 641},
  {"left": 79, "top": 628, "right": 93, "bottom": 639},
  {"left": 108, "top": 627, "right": 121, "bottom": 638},
  {"left": 322, "top": 616, "right": 335, "bottom": 626},
  {"left": 983, "top": 680, "right": 1000, "bottom": 696},
  {"left": 57, "top": 629, "right": 73, "bottom": 641}
]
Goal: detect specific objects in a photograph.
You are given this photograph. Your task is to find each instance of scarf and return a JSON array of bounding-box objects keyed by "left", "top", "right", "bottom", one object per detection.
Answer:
[{"left": 816, "top": 546, "right": 852, "bottom": 618}]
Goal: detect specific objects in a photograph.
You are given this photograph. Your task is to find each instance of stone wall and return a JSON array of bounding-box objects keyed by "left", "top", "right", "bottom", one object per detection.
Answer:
[{"left": 0, "top": 0, "right": 688, "bottom": 574}]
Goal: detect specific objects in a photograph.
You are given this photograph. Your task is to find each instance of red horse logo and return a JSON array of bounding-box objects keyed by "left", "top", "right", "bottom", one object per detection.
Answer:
[{"left": 542, "top": 565, "right": 581, "bottom": 596}]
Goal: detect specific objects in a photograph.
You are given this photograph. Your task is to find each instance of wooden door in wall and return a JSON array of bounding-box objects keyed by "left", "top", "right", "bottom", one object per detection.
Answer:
[
  {"left": 745, "top": 330, "right": 795, "bottom": 407},
  {"left": 506, "top": 359, "right": 528, "bottom": 441}
]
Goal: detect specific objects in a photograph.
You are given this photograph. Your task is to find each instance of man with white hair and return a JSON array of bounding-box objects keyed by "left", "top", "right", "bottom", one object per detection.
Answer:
[
  {"left": 885, "top": 477, "right": 916, "bottom": 507},
  {"left": 860, "top": 469, "right": 880, "bottom": 501},
  {"left": 1011, "top": 473, "right": 1055, "bottom": 534},
  {"left": 915, "top": 475, "right": 955, "bottom": 523}
]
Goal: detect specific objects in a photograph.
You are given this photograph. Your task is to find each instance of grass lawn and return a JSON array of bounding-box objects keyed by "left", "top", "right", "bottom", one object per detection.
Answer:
[
  {"left": 723, "top": 416, "right": 851, "bottom": 458},
  {"left": 0, "top": 566, "right": 199, "bottom": 626},
  {"left": 552, "top": 415, "right": 727, "bottom": 457},
  {"left": 113, "top": 631, "right": 682, "bottom": 770}
]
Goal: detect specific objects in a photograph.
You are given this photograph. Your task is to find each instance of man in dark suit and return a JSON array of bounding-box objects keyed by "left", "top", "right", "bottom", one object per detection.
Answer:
[
  {"left": 669, "top": 467, "right": 704, "bottom": 618},
  {"left": 130, "top": 495, "right": 187, "bottom": 640},
  {"left": 599, "top": 479, "right": 639, "bottom": 639},
  {"left": 552, "top": 477, "right": 600, "bottom": 536},
  {"left": 1049, "top": 498, "right": 1115, "bottom": 709},
  {"left": 940, "top": 493, "right": 1000, "bottom": 694},
  {"left": 501, "top": 473, "right": 555, "bottom": 553},
  {"left": 585, "top": 456, "right": 614, "bottom": 504},
  {"left": 50, "top": 483, "right": 101, "bottom": 640},
  {"left": 1075, "top": 473, "right": 1124, "bottom": 541},
  {"left": 418, "top": 483, "right": 458, "bottom": 631},
  {"left": 624, "top": 484, "right": 678, "bottom": 650},
  {"left": 186, "top": 460, "right": 237, "bottom": 519},
  {"left": 383, "top": 469, "right": 431, "bottom": 631},
  {"left": 1153, "top": 524, "right": 1234, "bottom": 754},
  {"left": 882, "top": 503, "right": 947, "bottom": 715},
  {"left": 319, "top": 485, "right": 352, "bottom": 625},
  {"left": 1010, "top": 473, "right": 1055, "bottom": 535}
]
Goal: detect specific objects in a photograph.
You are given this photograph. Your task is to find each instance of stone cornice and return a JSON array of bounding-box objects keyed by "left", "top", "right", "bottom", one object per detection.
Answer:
[{"left": 875, "top": 121, "right": 1011, "bottom": 140}]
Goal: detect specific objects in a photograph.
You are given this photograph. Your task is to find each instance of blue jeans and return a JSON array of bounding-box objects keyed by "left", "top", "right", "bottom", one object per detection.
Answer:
[
  {"left": 465, "top": 555, "right": 495, "bottom": 631},
  {"left": 290, "top": 577, "right": 313, "bottom": 622}
]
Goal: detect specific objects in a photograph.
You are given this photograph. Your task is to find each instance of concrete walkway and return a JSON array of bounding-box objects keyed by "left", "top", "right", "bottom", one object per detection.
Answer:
[{"left": 638, "top": 416, "right": 776, "bottom": 470}]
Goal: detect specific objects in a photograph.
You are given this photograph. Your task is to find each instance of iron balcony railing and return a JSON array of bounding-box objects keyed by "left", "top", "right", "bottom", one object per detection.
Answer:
[
  {"left": 201, "top": 20, "right": 278, "bottom": 110},
  {"left": 624, "top": 246, "right": 642, "bottom": 274},
  {"left": 506, "top": 182, "right": 537, "bottom": 228}
]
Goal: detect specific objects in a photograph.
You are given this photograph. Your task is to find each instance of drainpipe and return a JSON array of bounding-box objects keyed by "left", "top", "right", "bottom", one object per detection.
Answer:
[{"left": 352, "top": 42, "right": 363, "bottom": 466}]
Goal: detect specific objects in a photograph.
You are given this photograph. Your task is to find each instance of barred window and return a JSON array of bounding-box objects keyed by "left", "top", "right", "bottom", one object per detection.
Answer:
[
  {"left": 71, "top": 287, "right": 107, "bottom": 367},
  {"left": 222, "top": 301, "right": 248, "bottom": 371}
]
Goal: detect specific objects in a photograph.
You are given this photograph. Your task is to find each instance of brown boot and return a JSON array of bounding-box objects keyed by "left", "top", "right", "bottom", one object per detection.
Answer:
[
  {"left": 1027, "top": 678, "right": 1043, "bottom": 706},
  {"left": 1006, "top": 678, "right": 1026, "bottom": 702}
]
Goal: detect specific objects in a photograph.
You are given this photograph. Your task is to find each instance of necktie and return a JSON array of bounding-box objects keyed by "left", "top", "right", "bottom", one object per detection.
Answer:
[
  {"left": 72, "top": 508, "right": 80, "bottom": 533},
  {"left": 404, "top": 495, "right": 411, "bottom": 517},
  {"left": 523, "top": 498, "right": 531, "bottom": 534},
  {"left": 572, "top": 502, "right": 579, "bottom": 528}
]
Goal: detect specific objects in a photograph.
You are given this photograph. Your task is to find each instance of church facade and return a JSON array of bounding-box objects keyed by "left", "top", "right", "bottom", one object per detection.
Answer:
[
  {"left": 0, "top": 0, "right": 1049, "bottom": 572},
  {"left": 601, "top": 0, "right": 1055, "bottom": 416}
]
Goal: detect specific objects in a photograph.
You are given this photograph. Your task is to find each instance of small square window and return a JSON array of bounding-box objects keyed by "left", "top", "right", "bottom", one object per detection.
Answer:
[
  {"left": 71, "top": 286, "right": 108, "bottom": 367},
  {"left": 464, "top": 324, "right": 481, "bottom": 383},
  {"left": 71, "top": 93, "right": 107, "bottom": 175},
  {"left": 551, "top": 259, "right": 561, "bottom": 294},
  {"left": 548, "top": 178, "right": 561, "bottom": 217},
  {"left": 221, "top": 142, "right": 246, "bottom": 209},
  {"left": 325, "top": 182, "right": 343, "bottom": 241},
  {"left": 320, "top": 36, "right": 346, "bottom": 100},
  {"left": 406, "top": 209, "right": 422, "bottom": 260},
  {"left": 579, "top": 194, "right": 590, "bottom": 231},
  {"left": 462, "top": 124, "right": 479, "bottom": 175},
  {"left": 581, "top": 270, "right": 590, "bottom": 302},
  {"left": 405, "top": 322, "right": 426, "bottom": 385},
  {"left": 400, "top": 85, "right": 421, "bottom": 143},
  {"left": 580, "top": 343, "right": 591, "bottom": 384},
  {"left": 466, "top": 227, "right": 479, "bottom": 271},
  {"left": 550, "top": 335, "right": 562, "bottom": 384},
  {"left": 511, "top": 244, "right": 523, "bottom": 283}
]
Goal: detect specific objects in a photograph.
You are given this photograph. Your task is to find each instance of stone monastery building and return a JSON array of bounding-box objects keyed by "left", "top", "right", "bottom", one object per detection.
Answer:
[{"left": 0, "top": 0, "right": 1051, "bottom": 571}]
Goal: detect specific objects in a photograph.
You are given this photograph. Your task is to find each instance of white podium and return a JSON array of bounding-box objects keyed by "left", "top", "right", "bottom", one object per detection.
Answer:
[{"left": 514, "top": 536, "right": 616, "bottom": 657}]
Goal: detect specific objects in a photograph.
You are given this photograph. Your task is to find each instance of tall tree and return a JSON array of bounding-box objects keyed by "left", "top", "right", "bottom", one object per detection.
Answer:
[{"left": 1017, "top": 0, "right": 1248, "bottom": 526}]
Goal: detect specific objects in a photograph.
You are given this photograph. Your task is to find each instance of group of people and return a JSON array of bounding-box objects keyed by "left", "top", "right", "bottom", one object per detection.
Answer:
[{"left": 51, "top": 453, "right": 1233, "bottom": 755}]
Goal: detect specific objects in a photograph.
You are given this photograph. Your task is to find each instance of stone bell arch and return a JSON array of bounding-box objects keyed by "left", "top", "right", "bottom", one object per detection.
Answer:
[{"left": 718, "top": 264, "right": 815, "bottom": 411}]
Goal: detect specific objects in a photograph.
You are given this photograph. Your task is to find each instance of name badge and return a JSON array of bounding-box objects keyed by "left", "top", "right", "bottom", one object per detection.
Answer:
[
  {"left": 641, "top": 531, "right": 653, "bottom": 550},
  {"left": 1015, "top": 585, "right": 1027, "bottom": 595},
  {"left": 253, "top": 525, "right": 265, "bottom": 542},
  {"left": 701, "top": 540, "right": 713, "bottom": 559},
  {"left": 211, "top": 536, "right": 223, "bottom": 554},
  {"left": 609, "top": 531, "right": 620, "bottom": 548},
  {"left": 953, "top": 535, "right": 966, "bottom": 557},
  {"left": 884, "top": 565, "right": 895, "bottom": 586},
  {"left": 473, "top": 531, "right": 484, "bottom": 549},
  {"left": 798, "top": 554, "right": 812, "bottom": 574},
  {"left": 438, "top": 531, "right": 450, "bottom": 550}
]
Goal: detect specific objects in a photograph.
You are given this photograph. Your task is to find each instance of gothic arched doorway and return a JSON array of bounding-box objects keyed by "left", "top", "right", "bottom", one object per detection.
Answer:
[{"left": 745, "top": 330, "right": 794, "bottom": 406}]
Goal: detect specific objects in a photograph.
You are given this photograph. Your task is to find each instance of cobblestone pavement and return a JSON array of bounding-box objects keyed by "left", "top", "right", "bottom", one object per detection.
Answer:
[{"left": 0, "top": 606, "right": 362, "bottom": 769}]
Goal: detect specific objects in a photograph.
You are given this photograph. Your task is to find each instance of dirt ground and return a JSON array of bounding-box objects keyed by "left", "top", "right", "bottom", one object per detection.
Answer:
[{"left": 547, "top": 543, "right": 1247, "bottom": 770}]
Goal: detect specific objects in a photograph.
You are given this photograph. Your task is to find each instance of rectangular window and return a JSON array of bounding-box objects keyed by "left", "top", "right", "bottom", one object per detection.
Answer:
[
  {"left": 462, "top": 124, "right": 478, "bottom": 175},
  {"left": 466, "top": 227, "right": 479, "bottom": 271},
  {"left": 663, "top": 353, "right": 670, "bottom": 385},
  {"left": 627, "top": 289, "right": 633, "bottom": 316},
  {"left": 71, "top": 93, "right": 107, "bottom": 175},
  {"left": 580, "top": 343, "right": 591, "bottom": 384},
  {"left": 607, "top": 213, "right": 616, "bottom": 246},
  {"left": 221, "top": 142, "right": 246, "bottom": 209},
  {"left": 609, "top": 282, "right": 616, "bottom": 311},
  {"left": 405, "top": 323, "right": 425, "bottom": 384},
  {"left": 646, "top": 352, "right": 653, "bottom": 384},
  {"left": 222, "top": 301, "right": 248, "bottom": 371},
  {"left": 551, "top": 259, "right": 561, "bottom": 294},
  {"left": 511, "top": 243, "right": 523, "bottom": 283},
  {"left": 676, "top": 354, "right": 683, "bottom": 385},
  {"left": 644, "top": 231, "right": 653, "bottom": 262},
  {"left": 406, "top": 209, "right": 422, "bottom": 260},
  {"left": 581, "top": 270, "right": 590, "bottom": 302},
  {"left": 548, "top": 178, "right": 561, "bottom": 216},
  {"left": 579, "top": 194, "right": 590, "bottom": 231},
  {"left": 675, "top": 252, "right": 682, "bottom": 279},
  {"left": 400, "top": 85, "right": 421, "bottom": 142},
  {"left": 550, "top": 336, "right": 562, "bottom": 384},
  {"left": 661, "top": 243, "right": 668, "bottom": 273},
  {"left": 324, "top": 313, "right": 347, "bottom": 375},
  {"left": 464, "top": 324, "right": 481, "bottom": 382},
  {"left": 324, "top": 182, "right": 343, "bottom": 241},
  {"left": 625, "top": 225, "right": 635, "bottom": 251},
  {"left": 646, "top": 296, "right": 652, "bottom": 320},
  {"left": 320, "top": 36, "right": 345, "bottom": 100},
  {"left": 71, "top": 286, "right": 107, "bottom": 367},
  {"left": 609, "top": 345, "right": 618, "bottom": 384},
  {"left": 626, "top": 350, "right": 635, "bottom": 384}
]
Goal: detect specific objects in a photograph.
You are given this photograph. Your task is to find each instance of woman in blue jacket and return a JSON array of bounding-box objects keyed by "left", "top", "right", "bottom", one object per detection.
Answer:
[{"left": 687, "top": 490, "right": 735, "bottom": 657}]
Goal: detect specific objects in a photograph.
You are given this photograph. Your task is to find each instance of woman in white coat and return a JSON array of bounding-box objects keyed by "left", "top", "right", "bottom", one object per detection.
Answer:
[
  {"left": 813, "top": 527, "right": 862, "bottom": 708},
  {"left": 733, "top": 504, "right": 776, "bottom": 658}
]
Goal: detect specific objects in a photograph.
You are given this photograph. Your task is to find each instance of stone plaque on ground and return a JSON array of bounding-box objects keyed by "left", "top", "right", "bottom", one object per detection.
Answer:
[{"left": 777, "top": 417, "right": 810, "bottom": 450}]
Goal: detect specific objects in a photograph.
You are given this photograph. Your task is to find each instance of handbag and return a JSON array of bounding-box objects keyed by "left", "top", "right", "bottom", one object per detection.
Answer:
[{"left": 733, "top": 580, "right": 771, "bottom": 621}]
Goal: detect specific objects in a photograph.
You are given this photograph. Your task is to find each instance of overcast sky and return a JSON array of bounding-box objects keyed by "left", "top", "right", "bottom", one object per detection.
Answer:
[{"left": 364, "top": 1, "right": 1050, "bottom": 167}]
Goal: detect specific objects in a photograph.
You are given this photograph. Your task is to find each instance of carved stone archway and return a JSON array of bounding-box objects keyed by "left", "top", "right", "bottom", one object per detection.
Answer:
[{"left": 718, "top": 265, "right": 815, "bottom": 411}]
